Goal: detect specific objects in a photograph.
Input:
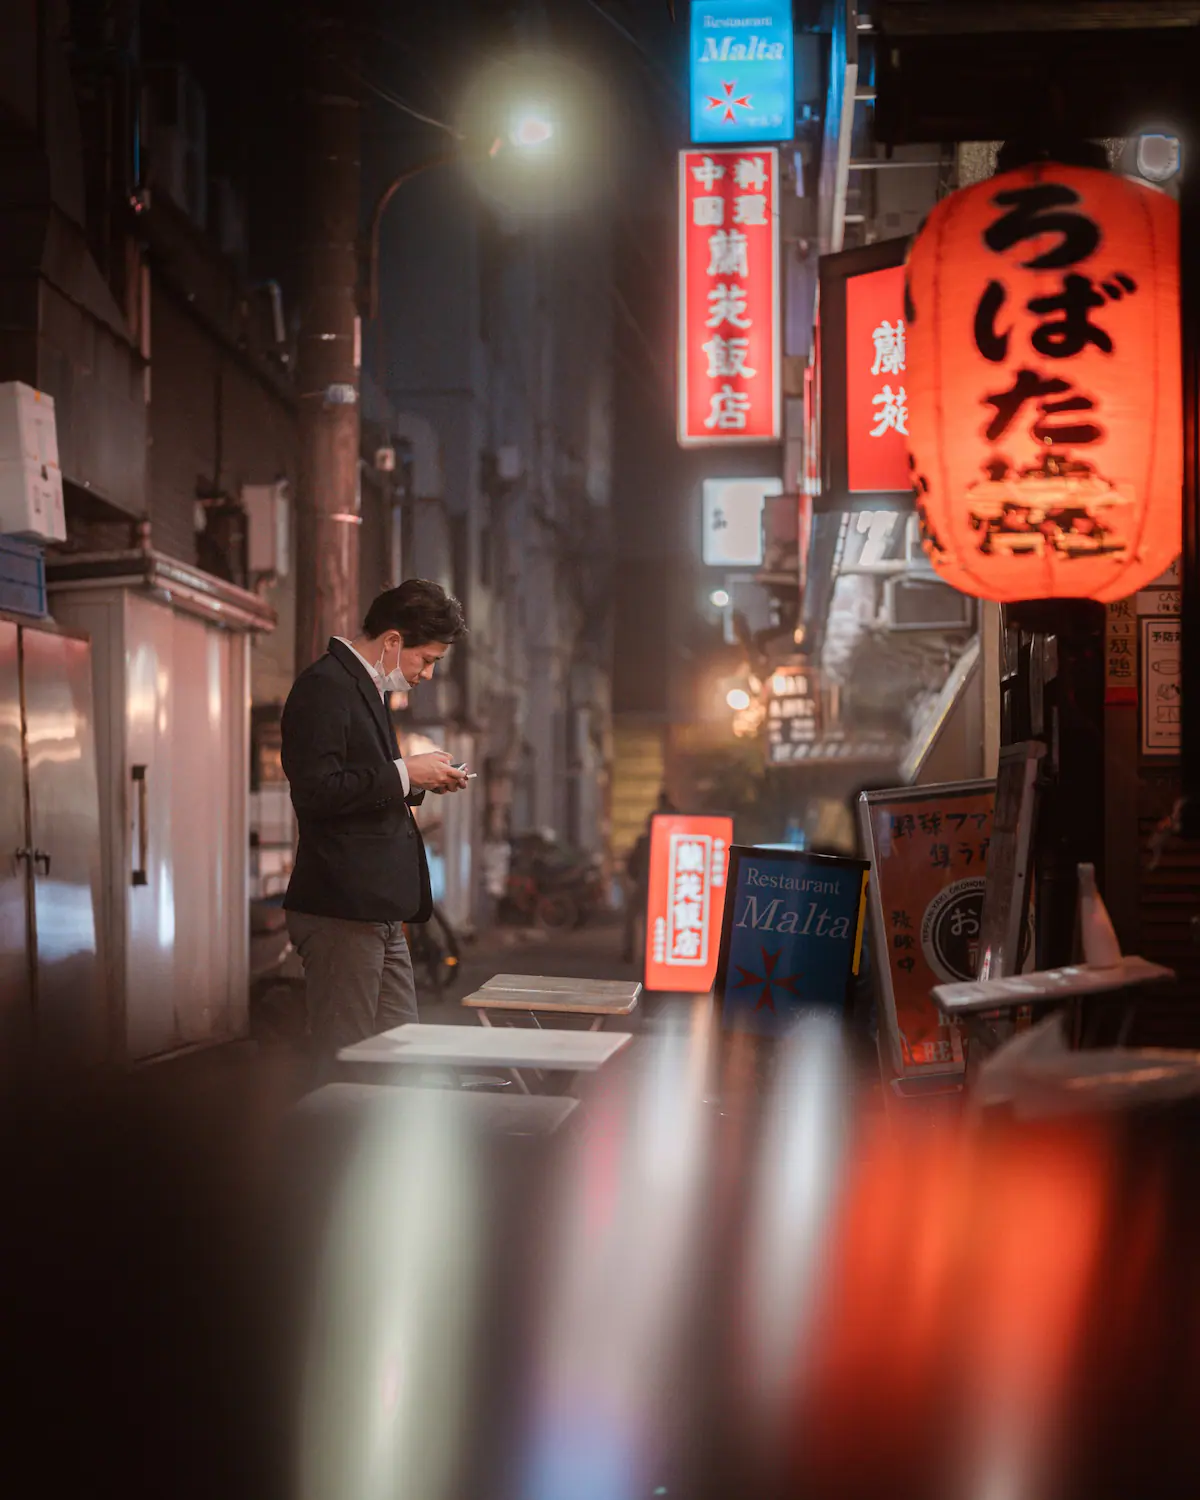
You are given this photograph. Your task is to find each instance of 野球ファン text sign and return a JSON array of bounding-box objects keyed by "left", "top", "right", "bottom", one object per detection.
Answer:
[
  {"left": 690, "top": 0, "right": 795, "bottom": 145},
  {"left": 858, "top": 782, "right": 995, "bottom": 1076}
]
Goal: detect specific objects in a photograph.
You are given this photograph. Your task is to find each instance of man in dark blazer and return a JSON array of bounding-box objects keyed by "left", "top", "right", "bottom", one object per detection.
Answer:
[{"left": 281, "top": 579, "right": 469, "bottom": 1062}]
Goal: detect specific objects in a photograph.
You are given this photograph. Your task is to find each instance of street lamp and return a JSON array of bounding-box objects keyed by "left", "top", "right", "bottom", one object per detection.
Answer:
[
  {"left": 360, "top": 51, "right": 608, "bottom": 322},
  {"left": 508, "top": 110, "right": 555, "bottom": 150},
  {"left": 359, "top": 118, "right": 559, "bottom": 321}
]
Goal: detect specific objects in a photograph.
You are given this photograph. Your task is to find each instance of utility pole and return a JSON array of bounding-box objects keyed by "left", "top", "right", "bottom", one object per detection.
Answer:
[{"left": 294, "top": 10, "right": 361, "bottom": 672}]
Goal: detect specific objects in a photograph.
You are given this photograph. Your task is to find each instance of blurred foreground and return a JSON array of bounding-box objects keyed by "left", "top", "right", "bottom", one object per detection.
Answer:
[{"left": 3, "top": 1009, "right": 1199, "bottom": 1500}]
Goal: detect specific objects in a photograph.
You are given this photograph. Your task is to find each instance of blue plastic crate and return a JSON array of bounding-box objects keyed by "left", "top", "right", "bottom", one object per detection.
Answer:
[{"left": 0, "top": 535, "right": 47, "bottom": 618}]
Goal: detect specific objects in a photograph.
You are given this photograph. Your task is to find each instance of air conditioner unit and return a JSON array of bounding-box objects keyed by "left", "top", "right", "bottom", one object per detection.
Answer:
[
  {"left": 243, "top": 481, "right": 289, "bottom": 579},
  {"left": 0, "top": 382, "right": 65, "bottom": 543},
  {"left": 146, "top": 66, "right": 207, "bottom": 226},
  {"left": 881, "top": 574, "right": 975, "bottom": 633}
]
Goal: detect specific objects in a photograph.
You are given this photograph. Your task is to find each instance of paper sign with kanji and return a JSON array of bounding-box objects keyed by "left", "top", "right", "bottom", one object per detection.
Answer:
[{"left": 644, "top": 814, "right": 733, "bottom": 992}]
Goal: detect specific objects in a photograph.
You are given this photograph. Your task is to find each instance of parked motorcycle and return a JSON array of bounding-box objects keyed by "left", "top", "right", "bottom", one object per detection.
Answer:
[{"left": 500, "top": 832, "right": 606, "bottom": 931}]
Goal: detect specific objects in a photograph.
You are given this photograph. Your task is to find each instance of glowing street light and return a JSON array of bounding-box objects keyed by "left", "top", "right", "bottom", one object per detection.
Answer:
[
  {"left": 726, "top": 688, "right": 751, "bottom": 711},
  {"left": 510, "top": 110, "right": 555, "bottom": 149},
  {"left": 362, "top": 52, "right": 605, "bottom": 321}
]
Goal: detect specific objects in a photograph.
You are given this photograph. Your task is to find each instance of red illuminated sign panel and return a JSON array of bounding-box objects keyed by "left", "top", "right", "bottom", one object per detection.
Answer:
[
  {"left": 678, "top": 148, "right": 780, "bottom": 447},
  {"left": 643, "top": 814, "right": 733, "bottom": 993},
  {"left": 845, "top": 263, "right": 910, "bottom": 494}
]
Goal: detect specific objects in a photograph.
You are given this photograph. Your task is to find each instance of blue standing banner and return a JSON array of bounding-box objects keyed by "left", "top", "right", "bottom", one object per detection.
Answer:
[
  {"left": 713, "top": 846, "right": 870, "bottom": 1034},
  {"left": 689, "top": 0, "right": 795, "bottom": 146}
]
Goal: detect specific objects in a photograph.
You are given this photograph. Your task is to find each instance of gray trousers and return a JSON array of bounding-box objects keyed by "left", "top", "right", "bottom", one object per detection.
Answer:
[{"left": 286, "top": 911, "right": 418, "bottom": 1062}]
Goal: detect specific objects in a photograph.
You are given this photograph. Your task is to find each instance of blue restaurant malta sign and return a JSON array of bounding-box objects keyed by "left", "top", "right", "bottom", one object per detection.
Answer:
[
  {"left": 714, "top": 847, "right": 869, "bottom": 1035},
  {"left": 689, "top": 0, "right": 795, "bottom": 145}
]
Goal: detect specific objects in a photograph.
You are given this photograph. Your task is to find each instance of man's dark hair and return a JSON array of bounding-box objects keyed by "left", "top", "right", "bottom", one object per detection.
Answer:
[{"left": 362, "top": 579, "right": 467, "bottom": 647}]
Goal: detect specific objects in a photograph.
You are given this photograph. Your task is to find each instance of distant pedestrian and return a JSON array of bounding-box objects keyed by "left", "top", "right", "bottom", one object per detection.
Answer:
[{"left": 281, "top": 580, "right": 469, "bottom": 1068}]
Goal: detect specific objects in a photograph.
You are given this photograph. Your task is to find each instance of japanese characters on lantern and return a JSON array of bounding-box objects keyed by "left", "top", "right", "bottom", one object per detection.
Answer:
[
  {"left": 845, "top": 264, "right": 911, "bottom": 494},
  {"left": 643, "top": 814, "right": 733, "bottom": 993},
  {"left": 678, "top": 148, "right": 781, "bottom": 446},
  {"left": 906, "top": 163, "right": 1181, "bottom": 604}
]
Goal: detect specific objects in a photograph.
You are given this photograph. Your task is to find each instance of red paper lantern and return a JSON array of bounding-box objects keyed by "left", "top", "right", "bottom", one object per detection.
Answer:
[{"left": 905, "top": 163, "right": 1180, "bottom": 603}]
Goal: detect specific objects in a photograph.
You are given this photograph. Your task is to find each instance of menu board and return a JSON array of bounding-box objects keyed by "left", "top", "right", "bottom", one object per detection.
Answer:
[
  {"left": 713, "top": 846, "right": 869, "bottom": 1036},
  {"left": 859, "top": 781, "right": 993, "bottom": 1077}
]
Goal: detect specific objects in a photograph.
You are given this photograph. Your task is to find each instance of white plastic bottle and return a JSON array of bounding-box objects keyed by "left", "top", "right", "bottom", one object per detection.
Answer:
[{"left": 1078, "top": 862, "right": 1122, "bottom": 969}]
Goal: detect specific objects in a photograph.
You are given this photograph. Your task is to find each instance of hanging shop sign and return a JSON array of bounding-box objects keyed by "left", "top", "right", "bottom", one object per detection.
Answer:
[
  {"left": 858, "top": 781, "right": 995, "bottom": 1079},
  {"left": 701, "top": 476, "right": 782, "bottom": 566},
  {"left": 818, "top": 237, "right": 914, "bottom": 511},
  {"left": 770, "top": 730, "right": 902, "bottom": 766},
  {"left": 906, "top": 162, "right": 1181, "bottom": 603},
  {"left": 1105, "top": 597, "right": 1137, "bottom": 706},
  {"left": 765, "top": 665, "right": 821, "bottom": 766},
  {"left": 678, "top": 147, "right": 781, "bottom": 446},
  {"left": 644, "top": 814, "right": 733, "bottom": 993},
  {"left": 713, "top": 846, "right": 869, "bottom": 1035},
  {"left": 689, "top": 0, "right": 795, "bottom": 146}
]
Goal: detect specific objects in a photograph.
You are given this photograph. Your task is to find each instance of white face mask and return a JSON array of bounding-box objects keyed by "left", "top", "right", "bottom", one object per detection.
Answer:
[{"left": 373, "top": 643, "right": 411, "bottom": 695}]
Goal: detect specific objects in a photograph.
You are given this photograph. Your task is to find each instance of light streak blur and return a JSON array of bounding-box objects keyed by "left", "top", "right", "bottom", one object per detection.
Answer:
[
  {"left": 519, "top": 1004, "right": 713, "bottom": 1500},
  {"left": 298, "top": 1087, "right": 480, "bottom": 1500},
  {"left": 738, "top": 1016, "right": 849, "bottom": 1444}
]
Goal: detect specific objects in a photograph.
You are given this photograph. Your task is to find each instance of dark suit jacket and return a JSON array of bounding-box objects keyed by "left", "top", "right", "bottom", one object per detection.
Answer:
[{"left": 281, "top": 637, "right": 432, "bottom": 923}]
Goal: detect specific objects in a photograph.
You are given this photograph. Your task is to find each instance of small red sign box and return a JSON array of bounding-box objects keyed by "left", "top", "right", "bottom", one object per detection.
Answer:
[{"left": 643, "top": 814, "right": 733, "bottom": 993}]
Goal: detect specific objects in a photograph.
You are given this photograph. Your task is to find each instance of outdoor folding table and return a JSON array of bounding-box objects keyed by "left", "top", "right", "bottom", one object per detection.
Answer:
[
  {"left": 337, "top": 1021, "right": 633, "bottom": 1093},
  {"left": 292, "top": 1081, "right": 580, "bottom": 1136},
  {"left": 463, "top": 973, "right": 642, "bottom": 1031}
]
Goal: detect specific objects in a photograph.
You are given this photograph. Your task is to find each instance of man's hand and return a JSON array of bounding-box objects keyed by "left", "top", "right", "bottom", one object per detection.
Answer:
[{"left": 405, "top": 751, "right": 469, "bottom": 793}]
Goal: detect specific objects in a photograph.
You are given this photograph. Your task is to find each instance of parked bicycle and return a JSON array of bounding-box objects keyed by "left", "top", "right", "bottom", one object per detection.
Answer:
[{"left": 405, "top": 903, "right": 461, "bottom": 1000}]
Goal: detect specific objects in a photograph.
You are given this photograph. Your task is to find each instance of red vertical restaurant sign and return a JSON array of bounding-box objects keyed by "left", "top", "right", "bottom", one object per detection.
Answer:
[
  {"left": 845, "top": 263, "right": 910, "bottom": 493},
  {"left": 644, "top": 814, "right": 733, "bottom": 993},
  {"left": 678, "top": 148, "right": 780, "bottom": 446}
]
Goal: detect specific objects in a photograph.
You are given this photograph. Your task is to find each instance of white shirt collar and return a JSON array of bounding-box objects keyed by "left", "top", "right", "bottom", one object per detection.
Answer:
[{"left": 335, "top": 636, "right": 386, "bottom": 698}]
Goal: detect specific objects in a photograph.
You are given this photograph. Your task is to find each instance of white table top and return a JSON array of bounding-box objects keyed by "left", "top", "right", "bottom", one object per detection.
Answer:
[
  {"left": 464, "top": 986, "right": 640, "bottom": 1015},
  {"left": 293, "top": 1082, "right": 580, "bottom": 1136},
  {"left": 338, "top": 1023, "right": 634, "bottom": 1071},
  {"left": 482, "top": 974, "right": 643, "bottom": 1000},
  {"left": 933, "top": 955, "right": 1175, "bottom": 1016}
]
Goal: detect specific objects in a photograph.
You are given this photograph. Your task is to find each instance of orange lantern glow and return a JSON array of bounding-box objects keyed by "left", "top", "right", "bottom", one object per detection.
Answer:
[{"left": 905, "top": 163, "right": 1180, "bottom": 603}]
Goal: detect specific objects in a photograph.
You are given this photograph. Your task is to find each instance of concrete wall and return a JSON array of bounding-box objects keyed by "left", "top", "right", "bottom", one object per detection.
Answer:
[{"left": 148, "top": 285, "right": 298, "bottom": 566}]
